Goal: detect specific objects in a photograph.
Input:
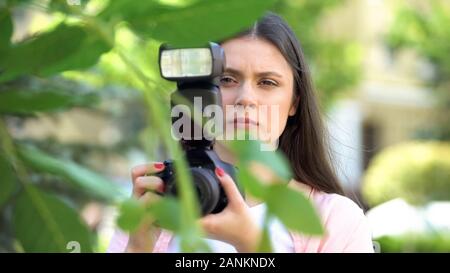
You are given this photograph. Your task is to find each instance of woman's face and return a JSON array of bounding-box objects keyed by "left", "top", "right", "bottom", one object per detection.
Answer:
[{"left": 219, "top": 36, "right": 297, "bottom": 145}]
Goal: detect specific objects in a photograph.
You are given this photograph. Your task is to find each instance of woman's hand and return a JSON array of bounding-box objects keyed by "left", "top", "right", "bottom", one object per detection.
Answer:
[
  {"left": 126, "top": 162, "right": 166, "bottom": 252},
  {"left": 199, "top": 167, "right": 262, "bottom": 253}
]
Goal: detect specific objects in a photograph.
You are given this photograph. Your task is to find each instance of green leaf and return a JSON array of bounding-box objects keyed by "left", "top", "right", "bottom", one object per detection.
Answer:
[
  {"left": 0, "top": 151, "right": 16, "bottom": 207},
  {"left": 257, "top": 217, "right": 273, "bottom": 253},
  {"left": 117, "top": 197, "right": 208, "bottom": 251},
  {"left": 266, "top": 184, "right": 323, "bottom": 235},
  {"left": 117, "top": 197, "right": 181, "bottom": 233},
  {"left": 49, "top": 0, "right": 86, "bottom": 14},
  {"left": 4, "top": 0, "right": 34, "bottom": 6},
  {"left": 17, "top": 145, "right": 126, "bottom": 202},
  {"left": 179, "top": 226, "right": 211, "bottom": 253},
  {"left": 117, "top": 198, "right": 146, "bottom": 233},
  {"left": 0, "top": 90, "right": 99, "bottom": 114},
  {"left": 0, "top": 23, "right": 111, "bottom": 82},
  {"left": 101, "top": 0, "right": 277, "bottom": 46},
  {"left": 0, "top": 8, "right": 12, "bottom": 52},
  {"left": 149, "top": 197, "right": 181, "bottom": 232},
  {"left": 227, "top": 138, "right": 292, "bottom": 181},
  {"left": 236, "top": 166, "right": 268, "bottom": 199},
  {"left": 13, "top": 185, "right": 93, "bottom": 252}
]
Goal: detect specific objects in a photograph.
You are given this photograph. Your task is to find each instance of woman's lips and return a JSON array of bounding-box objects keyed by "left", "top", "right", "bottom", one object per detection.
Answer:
[{"left": 231, "top": 117, "right": 259, "bottom": 128}]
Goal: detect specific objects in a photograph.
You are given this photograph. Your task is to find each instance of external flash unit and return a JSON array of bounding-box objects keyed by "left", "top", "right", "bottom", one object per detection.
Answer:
[{"left": 159, "top": 42, "right": 225, "bottom": 83}]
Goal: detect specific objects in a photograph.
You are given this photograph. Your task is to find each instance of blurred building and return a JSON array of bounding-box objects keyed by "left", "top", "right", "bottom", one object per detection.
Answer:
[{"left": 322, "top": 0, "right": 437, "bottom": 191}]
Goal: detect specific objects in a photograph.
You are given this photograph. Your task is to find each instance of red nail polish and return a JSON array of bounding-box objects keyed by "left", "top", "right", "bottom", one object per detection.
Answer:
[
  {"left": 154, "top": 162, "right": 164, "bottom": 169},
  {"left": 215, "top": 167, "right": 225, "bottom": 177}
]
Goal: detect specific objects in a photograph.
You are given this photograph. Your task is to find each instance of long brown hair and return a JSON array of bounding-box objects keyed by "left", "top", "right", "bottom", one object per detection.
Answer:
[{"left": 228, "top": 12, "right": 344, "bottom": 195}]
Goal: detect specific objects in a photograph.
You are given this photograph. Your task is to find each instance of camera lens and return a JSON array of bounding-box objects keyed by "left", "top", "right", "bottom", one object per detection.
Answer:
[{"left": 190, "top": 168, "right": 221, "bottom": 215}]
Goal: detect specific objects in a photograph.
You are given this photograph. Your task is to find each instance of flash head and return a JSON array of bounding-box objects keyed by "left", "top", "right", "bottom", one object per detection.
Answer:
[{"left": 159, "top": 42, "right": 225, "bottom": 82}]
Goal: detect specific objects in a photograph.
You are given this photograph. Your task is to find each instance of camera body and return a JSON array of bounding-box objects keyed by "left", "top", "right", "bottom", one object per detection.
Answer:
[
  {"left": 157, "top": 149, "right": 240, "bottom": 215},
  {"left": 157, "top": 42, "right": 244, "bottom": 216}
]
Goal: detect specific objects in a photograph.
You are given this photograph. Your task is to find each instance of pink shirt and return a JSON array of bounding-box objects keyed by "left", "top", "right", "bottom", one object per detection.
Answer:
[{"left": 107, "top": 185, "right": 374, "bottom": 253}]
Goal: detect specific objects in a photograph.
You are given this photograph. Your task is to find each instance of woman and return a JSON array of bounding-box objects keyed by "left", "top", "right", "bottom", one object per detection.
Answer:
[{"left": 108, "top": 12, "right": 374, "bottom": 253}]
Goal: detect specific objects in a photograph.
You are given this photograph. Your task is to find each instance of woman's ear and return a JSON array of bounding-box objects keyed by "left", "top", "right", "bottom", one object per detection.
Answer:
[{"left": 288, "top": 97, "right": 299, "bottom": 116}]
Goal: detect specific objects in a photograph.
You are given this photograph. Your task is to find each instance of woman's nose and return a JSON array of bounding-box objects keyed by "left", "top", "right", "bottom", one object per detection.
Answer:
[{"left": 234, "top": 82, "right": 257, "bottom": 109}]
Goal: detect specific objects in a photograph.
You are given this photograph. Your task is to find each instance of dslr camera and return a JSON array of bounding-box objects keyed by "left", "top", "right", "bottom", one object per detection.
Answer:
[{"left": 157, "top": 42, "right": 244, "bottom": 216}]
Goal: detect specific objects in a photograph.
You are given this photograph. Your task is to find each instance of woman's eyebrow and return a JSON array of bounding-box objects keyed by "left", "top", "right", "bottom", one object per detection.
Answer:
[
  {"left": 224, "top": 68, "right": 283, "bottom": 78},
  {"left": 223, "top": 68, "right": 244, "bottom": 76},
  {"left": 257, "top": 71, "right": 283, "bottom": 79}
]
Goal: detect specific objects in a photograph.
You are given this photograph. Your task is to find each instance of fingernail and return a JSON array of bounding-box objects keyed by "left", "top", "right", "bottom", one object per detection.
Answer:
[
  {"left": 158, "top": 182, "right": 165, "bottom": 192},
  {"left": 154, "top": 162, "right": 164, "bottom": 169},
  {"left": 215, "top": 167, "right": 225, "bottom": 177}
]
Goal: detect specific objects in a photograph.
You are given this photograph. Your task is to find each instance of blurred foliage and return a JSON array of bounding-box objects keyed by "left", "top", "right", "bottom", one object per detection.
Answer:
[
  {"left": 0, "top": 0, "right": 358, "bottom": 252},
  {"left": 362, "top": 141, "right": 450, "bottom": 207},
  {"left": 387, "top": 0, "right": 450, "bottom": 140},
  {"left": 376, "top": 232, "right": 450, "bottom": 253},
  {"left": 13, "top": 185, "right": 95, "bottom": 252}
]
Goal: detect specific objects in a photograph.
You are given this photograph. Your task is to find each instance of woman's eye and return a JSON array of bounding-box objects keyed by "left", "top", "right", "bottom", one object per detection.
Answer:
[
  {"left": 219, "top": 76, "right": 237, "bottom": 85},
  {"left": 259, "top": 79, "right": 278, "bottom": 87}
]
